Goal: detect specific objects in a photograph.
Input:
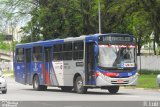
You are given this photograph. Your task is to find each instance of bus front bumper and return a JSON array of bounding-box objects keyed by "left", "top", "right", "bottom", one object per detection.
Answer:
[{"left": 96, "top": 73, "right": 138, "bottom": 86}]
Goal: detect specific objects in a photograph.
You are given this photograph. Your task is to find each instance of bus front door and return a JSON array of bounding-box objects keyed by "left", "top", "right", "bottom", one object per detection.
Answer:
[
  {"left": 44, "top": 47, "right": 52, "bottom": 85},
  {"left": 24, "top": 48, "right": 32, "bottom": 84},
  {"left": 85, "top": 42, "right": 95, "bottom": 85}
]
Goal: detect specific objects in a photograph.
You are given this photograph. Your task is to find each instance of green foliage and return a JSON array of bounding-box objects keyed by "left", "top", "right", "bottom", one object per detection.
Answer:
[
  {"left": 0, "top": 33, "right": 5, "bottom": 41},
  {"left": 1, "top": 0, "right": 160, "bottom": 49},
  {"left": 137, "top": 74, "right": 158, "bottom": 89},
  {"left": 156, "top": 46, "right": 160, "bottom": 55},
  {"left": 0, "top": 33, "right": 10, "bottom": 51},
  {"left": 139, "top": 69, "right": 160, "bottom": 75},
  {"left": 0, "top": 42, "right": 10, "bottom": 51}
]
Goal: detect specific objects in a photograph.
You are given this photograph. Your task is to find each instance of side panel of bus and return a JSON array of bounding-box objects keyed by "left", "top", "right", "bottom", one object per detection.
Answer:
[
  {"left": 85, "top": 42, "right": 96, "bottom": 85},
  {"left": 14, "top": 62, "right": 25, "bottom": 84},
  {"left": 31, "top": 46, "right": 44, "bottom": 85},
  {"left": 15, "top": 48, "right": 34, "bottom": 85},
  {"left": 24, "top": 48, "right": 32, "bottom": 84},
  {"left": 14, "top": 48, "right": 26, "bottom": 84},
  {"left": 63, "top": 41, "right": 85, "bottom": 86},
  {"left": 44, "top": 47, "right": 52, "bottom": 85}
]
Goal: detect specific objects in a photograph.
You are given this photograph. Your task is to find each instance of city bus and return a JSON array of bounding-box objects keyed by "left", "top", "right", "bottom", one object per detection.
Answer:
[{"left": 14, "top": 33, "right": 138, "bottom": 94}]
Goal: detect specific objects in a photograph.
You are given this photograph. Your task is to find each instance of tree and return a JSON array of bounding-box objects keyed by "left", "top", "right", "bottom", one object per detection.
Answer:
[
  {"left": 101, "top": 0, "right": 153, "bottom": 55},
  {"left": 0, "top": 33, "right": 10, "bottom": 51},
  {"left": 21, "top": 0, "right": 99, "bottom": 41},
  {"left": 140, "top": 0, "right": 160, "bottom": 55}
]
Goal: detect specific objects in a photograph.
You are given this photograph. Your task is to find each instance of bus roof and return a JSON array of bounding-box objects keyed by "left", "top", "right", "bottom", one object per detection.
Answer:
[{"left": 16, "top": 33, "right": 134, "bottom": 48}]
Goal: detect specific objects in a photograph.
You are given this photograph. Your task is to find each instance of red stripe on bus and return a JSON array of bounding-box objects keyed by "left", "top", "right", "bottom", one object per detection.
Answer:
[{"left": 45, "top": 71, "right": 50, "bottom": 85}]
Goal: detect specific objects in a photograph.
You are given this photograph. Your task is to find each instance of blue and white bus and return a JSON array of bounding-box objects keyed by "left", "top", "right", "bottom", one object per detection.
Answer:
[{"left": 14, "top": 33, "right": 138, "bottom": 94}]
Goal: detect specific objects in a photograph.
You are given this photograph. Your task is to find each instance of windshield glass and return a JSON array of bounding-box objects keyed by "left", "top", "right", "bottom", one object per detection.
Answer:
[{"left": 98, "top": 44, "right": 136, "bottom": 69}]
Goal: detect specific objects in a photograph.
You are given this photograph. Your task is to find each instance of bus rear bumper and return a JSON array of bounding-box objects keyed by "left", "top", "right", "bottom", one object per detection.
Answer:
[{"left": 96, "top": 73, "right": 138, "bottom": 86}]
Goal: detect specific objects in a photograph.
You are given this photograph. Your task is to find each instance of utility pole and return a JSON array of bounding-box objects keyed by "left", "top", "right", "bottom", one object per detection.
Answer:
[
  {"left": 31, "top": 22, "right": 33, "bottom": 42},
  {"left": 98, "top": 0, "right": 101, "bottom": 34},
  {"left": 11, "top": 21, "right": 14, "bottom": 64}
]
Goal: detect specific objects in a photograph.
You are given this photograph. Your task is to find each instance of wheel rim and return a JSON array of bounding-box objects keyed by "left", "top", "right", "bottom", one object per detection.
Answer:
[{"left": 77, "top": 80, "right": 83, "bottom": 91}]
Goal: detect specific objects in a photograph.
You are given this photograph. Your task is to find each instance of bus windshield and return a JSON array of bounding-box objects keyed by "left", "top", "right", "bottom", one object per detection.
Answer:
[{"left": 98, "top": 44, "right": 136, "bottom": 70}]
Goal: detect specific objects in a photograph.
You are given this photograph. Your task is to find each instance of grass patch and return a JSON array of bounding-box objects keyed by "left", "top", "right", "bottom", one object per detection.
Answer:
[
  {"left": 2, "top": 71, "right": 14, "bottom": 77},
  {"left": 137, "top": 74, "right": 159, "bottom": 89}
]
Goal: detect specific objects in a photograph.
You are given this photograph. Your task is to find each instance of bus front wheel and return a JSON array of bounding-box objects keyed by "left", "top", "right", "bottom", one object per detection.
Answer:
[
  {"left": 108, "top": 86, "right": 119, "bottom": 94},
  {"left": 33, "top": 75, "right": 47, "bottom": 91},
  {"left": 74, "top": 76, "right": 87, "bottom": 94}
]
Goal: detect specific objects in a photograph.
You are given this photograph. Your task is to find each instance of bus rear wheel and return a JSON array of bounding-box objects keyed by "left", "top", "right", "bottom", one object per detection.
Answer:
[
  {"left": 108, "top": 86, "right": 119, "bottom": 94},
  {"left": 33, "top": 75, "right": 47, "bottom": 91},
  {"left": 2, "top": 90, "right": 7, "bottom": 94},
  {"left": 74, "top": 76, "right": 87, "bottom": 94},
  {"left": 61, "top": 86, "right": 73, "bottom": 92}
]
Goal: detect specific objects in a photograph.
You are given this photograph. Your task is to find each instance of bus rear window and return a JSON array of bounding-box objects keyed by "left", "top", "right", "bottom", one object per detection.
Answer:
[{"left": 16, "top": 48, "right": 24, "bottom": 62}]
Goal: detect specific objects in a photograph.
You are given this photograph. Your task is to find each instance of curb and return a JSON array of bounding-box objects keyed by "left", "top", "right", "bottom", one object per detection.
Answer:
[
  {"left": 121, "top": 86, "right": 160, "bottom": 92},
  {"left": 136, "top": 88, "right": 145, "bottom": 90}
]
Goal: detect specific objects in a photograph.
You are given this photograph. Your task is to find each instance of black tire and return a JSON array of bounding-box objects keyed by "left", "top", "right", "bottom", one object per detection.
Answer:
[
  {"left": 108, "top": 86, "right": 119, "bottom": 94},
  {"left": 33, "top": 75, "right": 47, "bottom": 91},
  {"left": 74, "top": 76, "right": 87, "bottom": 94},
  {"left": 41, "top": 85, "right": 47, "bottom": 91},
  {"left": 2, "top": 90, "right": 7, "bottom": 94},
  {"left": 61, "top": 86, "right": 73, "bottom": 92}
]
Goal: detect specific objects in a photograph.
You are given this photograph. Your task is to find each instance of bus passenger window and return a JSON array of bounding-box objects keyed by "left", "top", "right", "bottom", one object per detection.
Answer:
[
  {"left": 63, "top": 43, "right": 72, "bottom": 60},
  {"left": 32, "top": 46, "right": 42, "bottom": 62},
  {"left": 53, "top": 44, "right": 63, "bottom": 61},
  {"left": 73, "top": 41, "right": 84, "bottom": 60}
]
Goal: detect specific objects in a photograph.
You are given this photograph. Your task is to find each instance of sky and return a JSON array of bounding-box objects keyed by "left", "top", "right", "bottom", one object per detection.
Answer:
[{"left": 0, "top": 0, "right": 32, "bottom": 33}]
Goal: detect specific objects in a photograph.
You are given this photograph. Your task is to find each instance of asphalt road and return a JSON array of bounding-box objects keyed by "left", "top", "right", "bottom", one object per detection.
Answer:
[{"left": 0, "top": 77, "right": 160, "bottom": 101}]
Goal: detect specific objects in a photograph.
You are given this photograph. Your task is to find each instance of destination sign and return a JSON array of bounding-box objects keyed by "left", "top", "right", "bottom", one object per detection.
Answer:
[{"left": 99, "top": 36, "right": 132, "bottom": 42}]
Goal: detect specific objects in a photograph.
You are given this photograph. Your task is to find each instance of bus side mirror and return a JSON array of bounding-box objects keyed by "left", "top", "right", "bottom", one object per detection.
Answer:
[{"left": 94, "top": 42, "right": 99, "bottom": 57}]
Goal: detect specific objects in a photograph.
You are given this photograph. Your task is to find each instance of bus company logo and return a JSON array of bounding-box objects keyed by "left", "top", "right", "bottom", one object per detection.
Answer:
[
  {"left": 33, "top": 63, "right": 38, "bottom": 71},
  {"left": 17, "top": 66, "right": 20, "bottom": 70},
  {"left": 143, "top": 101, "right": 159, "bottom": 107},
  {"left": 1, "top": 100, "right": 18, "bottom": 107}
]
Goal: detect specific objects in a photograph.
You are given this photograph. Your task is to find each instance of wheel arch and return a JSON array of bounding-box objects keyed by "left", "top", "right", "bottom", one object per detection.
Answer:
[{"left": 73, "top": 73, "right": 81, "bottom": 86}]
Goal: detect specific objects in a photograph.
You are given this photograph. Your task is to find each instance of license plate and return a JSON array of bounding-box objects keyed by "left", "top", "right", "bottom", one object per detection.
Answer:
[{"left": 117, "top": 79, "right": 124, "bottom": 83}]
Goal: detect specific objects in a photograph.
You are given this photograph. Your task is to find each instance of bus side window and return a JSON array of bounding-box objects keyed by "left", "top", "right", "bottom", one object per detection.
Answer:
[
  {"left": 16, "top": 48, "right": 24, "bottom": 63},
  {"left": 63, "top": 43, "right": 72, "bottom": 60},
  {"left": 73, "top": 41, "right": 84, "bottom": 60},
  {"left": 32, "top": 46, "right": 42, "bottom": 62},
  {"left": 33, "top": 55, "right": 37, "bottom": 62},
  {"left": 53, "top": 44, "right": 63, "bottom": 61}
]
